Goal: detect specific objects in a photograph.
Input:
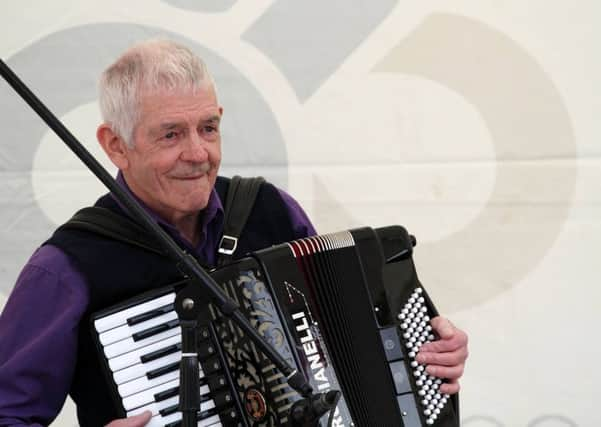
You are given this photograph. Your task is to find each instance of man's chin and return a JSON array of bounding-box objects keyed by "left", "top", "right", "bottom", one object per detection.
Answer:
[{"left": 179, "top": 197, "right": 211, "bottom": 213}]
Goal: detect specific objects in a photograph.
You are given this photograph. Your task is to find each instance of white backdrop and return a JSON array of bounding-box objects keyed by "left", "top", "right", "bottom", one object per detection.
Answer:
[{"left": 1, "top": 1, "right": 599, "bottom": 426}]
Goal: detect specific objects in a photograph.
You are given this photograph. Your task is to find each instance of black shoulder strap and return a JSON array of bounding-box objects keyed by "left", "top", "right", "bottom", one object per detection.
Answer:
[
  {"left": 58, "top": 206, "right": 165, "bottom": 256},
  {"left": 58, "top": 176, "right": 264, "bottom": 265},
  {"left": 217, "top": 175, "right": 265, "bottom": 266}
]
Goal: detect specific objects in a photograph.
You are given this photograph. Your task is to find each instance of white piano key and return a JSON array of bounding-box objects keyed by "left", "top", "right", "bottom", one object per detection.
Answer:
[
  {"left": 145, "top": 414, "right": 171, "bottom": 427},
  {"left": 122, "top": 379, "right": 209, "bottom": 412},
  {"left": 128, "top": 394, "right": 179, "bottom": 417},
  {"left": 144, "top": 414, "right": 167, "bottom": 427},
  {"left": 99, "top": 311, "right": 179, "bottom": 346},
  {"left": 127, "top": 388, "right": 215, "bottom": 417},
  {"left": 94, "top": 293, "right": 176, "bottom": 333},
  {"left": 108, "top": 335, "right": 181, "bottom": 372},
  {"left": 144, "top": 394, "right": 220, "bottom": 427},
  {"left": 104, "top": 326, "right": 181, "bottom": 359},
  {"left": 118, "top": 368, "right": 180, "bottom": 398},
  {"left": 123, "top": 378, "right": 176, "bottom": 412},
  {"left": 113, "top": 351, "right": 182, "bottom": 385}
]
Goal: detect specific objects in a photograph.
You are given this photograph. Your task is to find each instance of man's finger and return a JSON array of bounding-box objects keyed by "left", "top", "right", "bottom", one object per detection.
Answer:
[
  {"left": 425, "top": 364, "right": 464, "bottom": 380},
  {"left": 430, "top": 316, "right": 455, "bottom": 339},
  {"left": 439, "top": 379, "right": 461, "bottom": 395},
  {"left": 416, "top": 346, "right": 468, "bottom": 366},
  {"left": 419, "top": 319, "right": 468, "bottom": 354},
  {"left": 419, "top": 330, "right": 467, "bottom": 354}
]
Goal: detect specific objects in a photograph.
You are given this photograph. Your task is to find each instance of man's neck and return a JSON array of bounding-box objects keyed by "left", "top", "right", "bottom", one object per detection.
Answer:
[
  {"left": 117, "top": 172, "right": 204, "bottom": 246},
  {"left": 172, "top": 213, "right": 201, "bottom": 246}
]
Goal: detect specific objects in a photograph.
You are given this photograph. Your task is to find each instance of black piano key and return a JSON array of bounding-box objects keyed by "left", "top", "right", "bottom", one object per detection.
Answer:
[
  {"left": 163, "top": 401, "right": 224, "bottom": 427},
  {"left": 147, "top": 361, "right": 179, "bottom": 380},
  {"left": 154, "top": 385, "right": 179, "bottom": 402},
  {"left": 153, "top": 374, "right": 223, "bottom": 404},
  {"left": 158, "top": 395, "right": 213, "bottom": 418},
  {"left": 132, "top": 318, "right": 179, "bottom": 342},
  {"left": 159, "top": 403, "right": 180, "bottom": 417},
  {"left": 126, "top": 303, "right": 175, "bottom": 326},
  {"left": 164, "top": 418, "right": 180, "bottom": 427},
  {"left": 140, "top": 342, "right": 182, "bottom": 363}
]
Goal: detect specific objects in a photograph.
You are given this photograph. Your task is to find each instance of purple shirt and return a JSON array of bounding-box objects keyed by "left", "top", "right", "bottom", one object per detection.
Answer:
[{"left": 0, "top": 177, "right": 315, "bottom": 426}]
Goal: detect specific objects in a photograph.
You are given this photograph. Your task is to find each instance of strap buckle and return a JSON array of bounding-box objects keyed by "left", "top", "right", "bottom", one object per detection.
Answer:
[{"left": 218, "top": 235, "right": 238, "bottom": 255}]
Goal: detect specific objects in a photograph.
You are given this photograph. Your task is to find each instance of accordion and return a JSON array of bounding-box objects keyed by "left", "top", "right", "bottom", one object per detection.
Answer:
[{"left": 92, "top": 226, "right": 459, "bottom": 426}]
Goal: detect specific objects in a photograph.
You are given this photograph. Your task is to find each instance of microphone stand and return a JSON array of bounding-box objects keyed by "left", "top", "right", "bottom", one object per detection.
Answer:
[{"left": 0, "top": 59, "right": 315, "bottom": 426}]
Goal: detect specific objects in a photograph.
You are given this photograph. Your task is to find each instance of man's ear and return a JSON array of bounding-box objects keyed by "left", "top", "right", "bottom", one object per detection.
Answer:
[{"left": 97, "top": 124, "right": 130, "bottom": 170}]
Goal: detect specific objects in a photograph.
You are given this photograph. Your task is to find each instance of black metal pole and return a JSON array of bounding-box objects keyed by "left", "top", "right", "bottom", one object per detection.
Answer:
[{"left": 0, "top": 60, "right": 312, "bottom": 403}]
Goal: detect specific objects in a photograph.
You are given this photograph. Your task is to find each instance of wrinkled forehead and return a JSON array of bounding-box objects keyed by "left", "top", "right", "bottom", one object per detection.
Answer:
[{"left": 133, "top": 84, "right": 221, "bottom": 133}]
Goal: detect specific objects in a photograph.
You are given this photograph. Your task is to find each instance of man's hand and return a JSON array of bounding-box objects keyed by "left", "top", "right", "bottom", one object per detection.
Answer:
[
  {"left": 105, "top": 411, "right": 152, "bottom": 427},
  {"left": 416, "top": 316, "right": 468, "bottom": 395}
]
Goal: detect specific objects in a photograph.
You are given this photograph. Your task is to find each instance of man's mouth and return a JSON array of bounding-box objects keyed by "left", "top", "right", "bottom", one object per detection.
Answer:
[
  {"left": 171, "top": 163, "right": 212, "bottom": 181},
  {"left": 175, "top": 174, "right": 205, "bottom": 180}
]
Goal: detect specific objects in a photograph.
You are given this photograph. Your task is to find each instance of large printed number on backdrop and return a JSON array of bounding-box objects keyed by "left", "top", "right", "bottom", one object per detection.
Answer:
[{"left": 0, "top": 24, "right": 288, "bottom": 294}]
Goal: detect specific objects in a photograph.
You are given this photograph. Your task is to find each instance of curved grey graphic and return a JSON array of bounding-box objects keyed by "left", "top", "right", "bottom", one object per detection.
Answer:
[
  {"left": 0, "top": 23, "right": 287, "bottom": 293},
  {"left": 243, "top": 0, "right": 398, "bottom": 101},
  {"left": 528, "top": 415, "right": 578, "bottom": 427},
  {"left": 370, "top": 14, "right": 578, "bottom": 312},
  {"left": 161, "top": 0, "right": 237, "bottom": 13},
  {"left": 462, "top": 415, "right": 504, "bottom": 426}
]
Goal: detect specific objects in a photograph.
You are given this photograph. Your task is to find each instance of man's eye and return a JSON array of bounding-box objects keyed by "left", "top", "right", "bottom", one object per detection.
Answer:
[
  {"left": 203, "top": 126, "right": 216, "bottom": 133},
  {"left": 164, "top": 131, "right": 178, "bottom": 140}
]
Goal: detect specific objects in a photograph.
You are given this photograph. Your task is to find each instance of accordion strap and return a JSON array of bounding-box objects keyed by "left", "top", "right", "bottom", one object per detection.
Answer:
[
  {"left": 217, "top": 175, "right": 265, "bottom": 266},
  {"left": 59, "top": 206, "right": 166, "bottom": 256},
  {"left": 57, "top": 175, "right": 264, "bottom": 266}
]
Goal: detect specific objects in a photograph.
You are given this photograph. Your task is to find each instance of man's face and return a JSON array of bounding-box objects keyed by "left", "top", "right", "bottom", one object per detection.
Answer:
[{"left": 121, "top": 85, "right": 222, "bottom": 223}]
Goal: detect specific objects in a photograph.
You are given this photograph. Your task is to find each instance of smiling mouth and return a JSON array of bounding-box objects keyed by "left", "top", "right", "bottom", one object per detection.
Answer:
[{"left": 175, "top": 175, "right": 205, "bottom": 180}]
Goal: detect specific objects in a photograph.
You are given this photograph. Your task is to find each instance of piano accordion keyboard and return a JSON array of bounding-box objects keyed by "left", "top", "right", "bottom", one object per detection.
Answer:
[{"left": 93, "top": 291, "right": 240, "bottom": 427}]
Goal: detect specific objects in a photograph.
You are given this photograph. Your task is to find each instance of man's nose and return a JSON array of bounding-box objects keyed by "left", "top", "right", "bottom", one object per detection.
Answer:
[{"left": 180, "top": 132, "right": 209, "bottom": 162}]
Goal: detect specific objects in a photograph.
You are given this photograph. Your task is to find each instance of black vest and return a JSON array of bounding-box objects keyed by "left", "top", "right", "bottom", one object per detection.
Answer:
[{"left": 45, "top": 176, "right": 298, "bottom": 426}]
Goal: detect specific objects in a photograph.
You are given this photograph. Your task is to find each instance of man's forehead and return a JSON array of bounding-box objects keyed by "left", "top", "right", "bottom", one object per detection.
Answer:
[
  {"left": 156, "top": 114, "right": 221, "bottom": 129},
  {"left": 140, "top": 88, "right": 220, "bottom": 118}
]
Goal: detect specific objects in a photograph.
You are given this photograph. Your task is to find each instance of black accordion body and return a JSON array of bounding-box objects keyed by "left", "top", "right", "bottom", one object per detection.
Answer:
[{"left": 92, "top": 226, "right": 460, "bottom": 426}]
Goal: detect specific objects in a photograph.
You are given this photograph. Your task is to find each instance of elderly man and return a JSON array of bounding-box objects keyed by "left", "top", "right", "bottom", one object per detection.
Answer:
[{"left": 0, "top": 40, "right": 468, "bottom": 426}]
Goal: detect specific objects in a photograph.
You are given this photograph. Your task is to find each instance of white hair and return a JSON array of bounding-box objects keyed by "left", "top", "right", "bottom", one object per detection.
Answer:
[{"left": 98, "top": 39, "right": 216, "bottom": 146}]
